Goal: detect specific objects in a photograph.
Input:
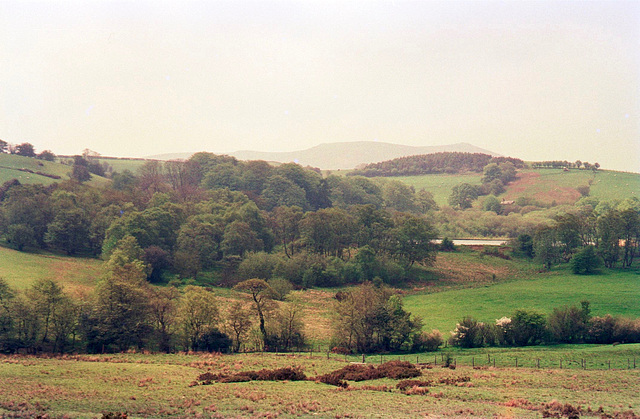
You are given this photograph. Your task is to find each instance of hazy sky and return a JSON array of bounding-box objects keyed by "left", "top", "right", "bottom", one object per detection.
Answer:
[{"left": 1, "top": 1, "right": 639, "bottom": 172}]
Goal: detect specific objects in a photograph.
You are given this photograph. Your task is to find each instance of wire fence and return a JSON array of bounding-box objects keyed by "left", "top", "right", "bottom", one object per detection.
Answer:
[{"left": 246, "top": 346, "right": 640, "bottom": 371}]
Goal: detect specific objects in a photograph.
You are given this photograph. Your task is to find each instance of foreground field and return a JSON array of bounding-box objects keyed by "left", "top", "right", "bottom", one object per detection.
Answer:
[{"left": 1, "top": 346, "right": 639, "bottom": 418}]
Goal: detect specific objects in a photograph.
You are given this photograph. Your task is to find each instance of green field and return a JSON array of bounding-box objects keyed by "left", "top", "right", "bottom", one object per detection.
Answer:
[
  {"left": 0, "top": 153, "right": 70, "bottom": 185},
  {"left": 405, "top": 266, "right": 640, "bottom": 334},
  {"left": 589, "top": 170, "right": 640, "bottom": 201},
  {"left": 0, "top": 153, "right": 110, "bottom": 187},
  {"left": 387, "top": 168, "right": 640, "bottom": 209},
  {"left": 1, "top": 348, "right": 638, "bottom": 418},
  {"left": 0, "top": 246, "right": 103, "bottom": 297},
  {"left": 95, "top": 157, "right": 151, "bottom": 174},
  {"left": 391, "top": 173, "right": 484, "bottom": 207}
]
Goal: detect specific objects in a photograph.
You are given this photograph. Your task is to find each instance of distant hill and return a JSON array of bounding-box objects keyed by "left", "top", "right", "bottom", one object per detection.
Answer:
[{"left": 146, "top": 141, "right": 501, "bottom": 170}]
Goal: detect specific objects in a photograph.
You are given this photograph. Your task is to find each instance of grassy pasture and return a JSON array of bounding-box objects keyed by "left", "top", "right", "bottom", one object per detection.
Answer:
[
  {"left": 387, "top": 168, "right": 639, "bottom": 209},
  {"left": 0, "top": 246, "right": 103, "bottom": 297},
  {"left": 1, "top": 347, "right": 638, "bottom": 418},
  {"left": 95, "top": 157, "right": 151, "bottom": 174},
  {"left": 390, "top": 173, "right": 483, "bottom": 207},
  {"left": 0, "top": 153, "right": 69, "bottom": 185},
  {"left": 405, "top": 266, "right": 640, "bottom": 334},
  {"left": 0, "top": 153, "right": 110, "bottom": 187},
  {"left": 589, "top": 170, "right": 640, "bottom": 202}
]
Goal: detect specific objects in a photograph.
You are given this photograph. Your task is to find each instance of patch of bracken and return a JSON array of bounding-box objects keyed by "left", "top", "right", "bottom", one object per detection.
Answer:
[
  {"left": 396, "top": 379, "right": 433, "bottom": 391},
  {"left": 438, "top": 376, "right": 471, "bottom": 385},
  {"left": 314, "top": 361, "right": 421, "bottom": 386},
  {"left": 196, "top": 366, "right": 306, "bottom": 385},
  {"left": 541, "top": 400, "right": 582, "bottom": 419}
]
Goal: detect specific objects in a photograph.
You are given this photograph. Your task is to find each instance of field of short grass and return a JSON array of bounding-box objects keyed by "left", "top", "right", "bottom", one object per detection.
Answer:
[
  {"left": 0, "top": 153, "right": 110, "bottom": 187},
  {"left": 390, "top": 173, "right": 483, "bottom": 207},
  {"left": 386, "top": 168, "right": 639, "bottom": 208},
  {"left": 0, "top": 246, "right": 104, "bottom": 298},
  {"left": 0, "top": 153, "right": 69, "bottom": 185},
  {"left": 405, "top": 265, "right": 640, "bottom": 334},
  {"left": 1, "top": 347, "right": 638, "bottom": 418},
  {"left": 95, "top": 157, "right": 150, "bottom": 174}
]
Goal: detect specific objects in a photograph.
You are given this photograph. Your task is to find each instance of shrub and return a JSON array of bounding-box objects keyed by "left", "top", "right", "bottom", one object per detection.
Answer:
[
  {"left": 504, "top": 310, "right": 547, "bottom": 346},
  {"left": 586, "top": 315, "right": 617, "bottom": 344},
  {"left": 439, "top": 237, "right": 456, "bottom": 252},
  {"left": 613, "top": 317, "right": 640, "bottom": 343},
  {"left": 412, "top": 329, "right": 443, "bottom": 352},
  {"left": 267, "top": 277, "right": 293, "bottom": 300},
  {"left": 449, "top": 317, "right": 486, "bottom": 348},
  {"left": 237, "top": 252, "right": 278, "bottom": 281},
  {"left": 547, "top": 302, "right": 590, "bottom": 343},
  {"left": 570, "top": 246, "right": 602, "bottom": 274}
]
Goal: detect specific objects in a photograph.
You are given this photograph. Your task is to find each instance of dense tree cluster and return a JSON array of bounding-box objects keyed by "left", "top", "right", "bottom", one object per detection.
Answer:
[
  {"left": 1, "top": 152, "right": 441, "bottom": 288},
  {"left": 331, "top": 282, "right": 424, "bottom": 353},
  {"left": 531, "top": 160, "right": 600, "bottom": 171},
  {"left": 350, "top": 153, "right": 524, "bottom": 177},
  {"left": 525, "top": 199, "right": 640, "bottom": 271},
  {"left": 449, "top": 301, "right": 640, "bottom": 348},
  {"left": 0, "top": 274, "right": 303, "bottom": 354}
]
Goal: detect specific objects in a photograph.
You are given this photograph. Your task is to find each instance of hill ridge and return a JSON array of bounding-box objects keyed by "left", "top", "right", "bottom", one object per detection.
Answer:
[{"left": 147, "top": 141, "right": 501, "bottom": 170}]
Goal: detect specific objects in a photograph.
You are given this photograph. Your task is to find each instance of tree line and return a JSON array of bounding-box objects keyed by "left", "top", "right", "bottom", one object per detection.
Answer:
[
  {"left": 349, "top": 152, "right": 524, "bottom": 177},
  {"left": 531, "top": 160, "right": 600, "bottom": 171},
  {"left": 0, "top": 273, "right": 308, "bottom": 354},
  {"left": 518, "top": 200, "right": 640, "bottom": 271},
  {"left": 449, "top": 301, "right": 640, "bottom": 349}
]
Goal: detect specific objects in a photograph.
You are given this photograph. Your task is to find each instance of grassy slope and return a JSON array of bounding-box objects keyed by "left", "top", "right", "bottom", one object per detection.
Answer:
[
  {"left": 0, "top": 153, "right": 110, "bottom": 187},
  {"left": 96, "top": 157, "right": 150, "bottom": 174},
  {"left": 0, "top": 153, "right": 69, "bottom": 185},
  {"left": 391, "top": 173, "right": 483, "bottom": 207},
  {"left": 0, "top": 246, "right": 103, "bottom": 297},
  {"left": 405, "top": 265, "right": 640, "bottom": 334},
  {"left": 0, "top": 349, "right": 638, "bottom": 418},
  {"left": 387, "top": 168, "right": 639, "bottom": 208}
]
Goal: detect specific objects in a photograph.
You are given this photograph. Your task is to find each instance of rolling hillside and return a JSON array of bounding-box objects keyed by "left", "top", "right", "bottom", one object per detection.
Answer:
[
  {"left": 388, "top": 168, "right": 640, "bottom": 207},
  {"left": 0, "top": 153, "right": 110, "bottom": 187},
  {"left": 0, "top": 246, "right": 103, "bottom": 297}
]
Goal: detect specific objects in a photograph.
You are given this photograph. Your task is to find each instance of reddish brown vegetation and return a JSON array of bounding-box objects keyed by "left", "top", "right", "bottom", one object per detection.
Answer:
[
  {"left": 396, "top": 379, "right": 433, "bottom": 390},
  {"left": 196, "top": 366, "right": 306, "bottom": 385},
  {"left": 438, "top": 376, "right": 471, "bottom": 385},
  {"left": 314, "top": 360, "right": 421, "bottom": 387}
]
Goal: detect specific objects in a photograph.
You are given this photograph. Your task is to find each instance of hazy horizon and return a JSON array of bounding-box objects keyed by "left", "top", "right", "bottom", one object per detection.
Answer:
[{"left": 1, "top": 1, "right": 638, "bottom": 172}]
